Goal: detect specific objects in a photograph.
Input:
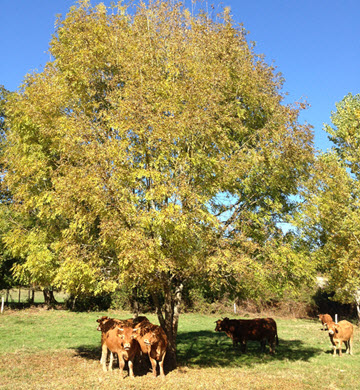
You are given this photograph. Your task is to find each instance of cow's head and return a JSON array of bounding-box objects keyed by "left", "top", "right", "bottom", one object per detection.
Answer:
[
  {"left": 215, "top": 319, "right": 222, "bottom": 332},
  {"left": 96, "top": 316, "right": 110, "bottom": 331},
  {"left": 143, "top": 332, "right": 157, "bottom": 346},
  {"left": 117, "top": 327, "right": 139, "bottom": 350},
  {"left": 216, "top": 317, "right": 231, "bottom": 332},
  {"left": 327, "top": 323, "right": 339, "bottom": 335}
]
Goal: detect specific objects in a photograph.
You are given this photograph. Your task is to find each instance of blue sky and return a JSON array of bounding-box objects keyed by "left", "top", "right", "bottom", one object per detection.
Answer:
[{"left": 1, "top": 0, "right": 359, "bottom": 152}]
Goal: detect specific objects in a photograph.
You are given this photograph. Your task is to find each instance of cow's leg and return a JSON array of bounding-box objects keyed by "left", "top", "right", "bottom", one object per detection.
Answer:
[
  {"left": 101, "top": 344, "right": 108, "bottom": 372},
  {"left": 338, "top": 340, "right": 343, "bottom": 357},
  {"left": 100, "top": 346, "right": 105, "bottom": 365},
  {"left": 268, "top": 338, "right": 276, "bottom": 354},
  {"left": 109, "top": 352, "right": 114, "bottom": 370},
  {"left": 349, "top": 336, "right": 354, "bottom": 355},
  {"left": 331, "top": 340, "right": 337, "bottom": 357},
  {"left": 241, "top": 339, "right": 247, "bottom": 353},
  {"left": 128, "top": 359, "right": 135, "bottom": 378},
  {"left": 159, "top": 351, "right": 166, "bottom": 378},
  {"left": 345, "top": 338, "right": 352, "bottom": 355},
  {"left": 119, "top": 356, "right": 125, "bottom": 378},
  {"left": 260, "top": 339, "right": 266, "bottom": 352},
  {"left": 149, "top": 356, "right": 158, "bottom": 377}
]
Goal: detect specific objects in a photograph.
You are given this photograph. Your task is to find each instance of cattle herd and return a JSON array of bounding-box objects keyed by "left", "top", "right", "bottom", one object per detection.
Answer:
[
  {"left": 96, "top": 312, "right": 354, "bottom": 379},
  {"left": 96, "top": 315, "right": 167, "bottom": 378},
  {"left": 318, "top": 314, "right": 354, "bottom": 357}
]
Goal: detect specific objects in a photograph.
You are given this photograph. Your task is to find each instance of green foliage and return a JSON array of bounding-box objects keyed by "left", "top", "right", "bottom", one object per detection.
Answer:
[
  {"left": 65, "top": 292, "right": 112, "bottom": 311},
  {"left": 296, "top": 93, "right": 360, "bottom": 311},
  {"left": 3, "top": 1, "right": 314, "bottom": 313},
  {"left": 0, "top": 85, "right": 19, "bottom": 290},
  {"left": 326, "top": 93, "right": 360, "bottom": 177}
]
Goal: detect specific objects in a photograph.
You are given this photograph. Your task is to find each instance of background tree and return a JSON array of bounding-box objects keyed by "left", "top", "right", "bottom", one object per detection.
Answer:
[
  {"left": 3, "top": 0, "right": 314, "bottom": 365},
  {"left": 295, "top": 93, "right": 360, "bottom": 322},
  {"left": 0, "top": 86, "right": 17, "bottom": 295}
]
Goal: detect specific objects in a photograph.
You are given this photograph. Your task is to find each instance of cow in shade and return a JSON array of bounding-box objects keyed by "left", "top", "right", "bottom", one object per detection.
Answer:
[{"left": 215, "top": 317, "right": 278, "bottom": 354}]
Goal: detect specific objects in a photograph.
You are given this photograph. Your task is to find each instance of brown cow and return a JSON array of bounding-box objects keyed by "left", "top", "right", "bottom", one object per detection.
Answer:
[
  {"left": 318, "top": 314, "right": 333, "bottom": 331},
  {"left": 96, "top": 316, "right": 123, "bottom": 367},
  {"left": 133, "top": 323, "right": 168, "bottom": 377},
  {"left": 215, "top": 317, "right": 278, "bottom": 354},
  {"left": 116, "top": 326, "right": 141, "bottom": 378},
  {"left": 96, "top": 316, "right": 148, "bottom": 369},
  {"left": 327, "top": 320, "right": 354, "bottom": 357}
]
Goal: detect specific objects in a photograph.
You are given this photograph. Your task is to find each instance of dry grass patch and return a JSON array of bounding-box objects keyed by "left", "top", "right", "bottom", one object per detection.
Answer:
[
  {"left": 1, "top": 309, "right": 360, "bottom": 389},
  {"left": 0, "top": 351, "right": 314, "bottom": 390}
]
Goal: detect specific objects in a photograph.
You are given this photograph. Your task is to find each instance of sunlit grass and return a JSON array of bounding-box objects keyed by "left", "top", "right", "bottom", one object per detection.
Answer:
[{"left": 0, "top": 308, "right": 359, "bottom": 389}]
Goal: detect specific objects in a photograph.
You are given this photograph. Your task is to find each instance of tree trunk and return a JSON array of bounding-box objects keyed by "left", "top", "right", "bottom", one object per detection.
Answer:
[
  {"left": 28, "top": 286, "right": 35, "bottom": 303},
  {"left": 43, "top": 288, "right": 57, "bottom": 306},
  {"left": 130, "top": 288, "right": 140, "bottom": 318},
  {"left": 354, "top": 291, "right": 360, "bottom": 325},
  {"left": 152, "top": 280, "right": 184, "bottom": 372}
]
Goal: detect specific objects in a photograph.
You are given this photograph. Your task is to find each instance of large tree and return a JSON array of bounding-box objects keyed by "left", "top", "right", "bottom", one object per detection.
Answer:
[
  {"left": 0, "top": 86, "right": 17, "bottom": 293},
  {"left": 296, "top": 93, "right": 360, "bottom": 321},
  {"left": 3, "top": 0, "right": 314, "bottom": 365}
]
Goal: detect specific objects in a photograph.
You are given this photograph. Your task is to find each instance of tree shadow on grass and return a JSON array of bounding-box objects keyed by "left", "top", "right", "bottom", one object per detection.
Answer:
[
  {"left": 73, "top": 330, "right": 323, "bottom": 372},
  {"left": 74, "top": 346, "right": 99, "bottom": 361},
  {"left": 73, "top": 345, "right": 152, "bottom": 377},
  {"left": 176, "top": 330, "right": 323, "bottom": 368}
]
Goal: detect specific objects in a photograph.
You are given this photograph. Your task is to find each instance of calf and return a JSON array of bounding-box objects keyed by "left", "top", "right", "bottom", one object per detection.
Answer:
[
  {"left": 96, "top": 316, "right": 149, "bottom": 369},
  {"left": 96, "top": 316, "right": 123, "bottom": 367},
  {"left": 134, "top": 323, "right": 168, "bottom": 377},
  {"left": 215, "top": 317, "right": 278, "bottom": 354},
  {"left": 327, "top": 320, "right": 354, "bottom": 357},
  {"left": 116, "top": 326, "right": 141, "bottom": 378},
  {"left": 318, "top": 314, "right": 333, "bottom": 331}
]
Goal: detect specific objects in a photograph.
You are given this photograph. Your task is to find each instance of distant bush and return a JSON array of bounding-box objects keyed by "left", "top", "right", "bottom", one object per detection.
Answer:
[{"left": 65, "top": 293, "right": 112, "bottom": 312}]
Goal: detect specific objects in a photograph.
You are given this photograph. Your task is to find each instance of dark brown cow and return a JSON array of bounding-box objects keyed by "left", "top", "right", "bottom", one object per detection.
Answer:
[
  {"left": 133, "top": 323, "right": 168, "bottom": 377},
  {"left": 215, "top": 317, "right": 278, "bottom": 354},
  {"left": 327, "top": 320, "right": 354, "bottom": 357},
  {"left": 318, "top": 314, "right": 333, "bottom": 331}
]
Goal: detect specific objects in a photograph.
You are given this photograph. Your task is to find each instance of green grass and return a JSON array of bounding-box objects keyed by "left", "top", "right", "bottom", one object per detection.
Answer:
[
  {"left": 0, "top": 288, "right": 68, "bottom": 304},
  {"left": 0, "top": 309, "right": 359, "bottom": 389}
]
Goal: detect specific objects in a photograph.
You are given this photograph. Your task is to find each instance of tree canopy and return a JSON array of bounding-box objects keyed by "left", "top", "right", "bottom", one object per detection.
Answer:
[
  {"left": 295, "top": 93, "right": 360, "bottom": 320},
  {"left": 2, "top": 0, "right": 314, "bottom": 363}
]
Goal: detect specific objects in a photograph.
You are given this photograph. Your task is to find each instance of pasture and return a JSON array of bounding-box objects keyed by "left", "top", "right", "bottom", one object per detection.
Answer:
[{"left": 0, "top": 308, "right": 359, "bottom": 389}]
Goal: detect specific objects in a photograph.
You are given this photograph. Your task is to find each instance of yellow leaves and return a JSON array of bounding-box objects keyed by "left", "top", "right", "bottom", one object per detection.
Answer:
[{"left": 2, "top": 0, "right": 315, "bottom": 299}]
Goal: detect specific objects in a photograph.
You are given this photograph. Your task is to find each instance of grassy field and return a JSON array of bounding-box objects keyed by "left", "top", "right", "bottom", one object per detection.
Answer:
[
  {"left": 0, "top": 308, "right": 359, "bottom": 389},
  {"left": 0, "top": 289, "right": 68, "bottom": 304}
]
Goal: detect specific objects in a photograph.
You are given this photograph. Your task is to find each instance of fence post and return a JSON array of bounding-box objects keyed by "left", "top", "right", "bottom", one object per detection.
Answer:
[
  {"left": 1, "top": 296, "right": 4, "bottom": 314},
  {"left": 335, "top": 314, "right": 338, "bottom": 324}
]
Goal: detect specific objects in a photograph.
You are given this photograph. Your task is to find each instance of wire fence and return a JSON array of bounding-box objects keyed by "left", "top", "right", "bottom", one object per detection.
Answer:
[{"left": 0, "top": 288, "right": 68, "bottom": 305}]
